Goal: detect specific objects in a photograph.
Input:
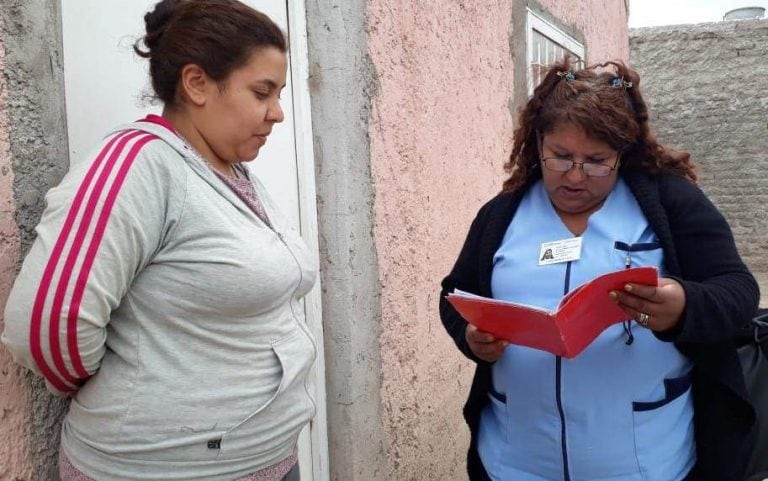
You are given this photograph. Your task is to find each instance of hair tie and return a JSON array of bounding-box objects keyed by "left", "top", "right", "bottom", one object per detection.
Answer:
[
  {"left": 611, "top": 76, "right": 633, "bottom": 89},
  {"left": 557, "top": 71, "right": 575, "bottom": 81}
]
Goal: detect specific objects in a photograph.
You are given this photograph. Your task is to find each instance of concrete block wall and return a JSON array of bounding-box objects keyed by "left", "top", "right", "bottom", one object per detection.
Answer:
[{"left": 630, "top": 19, "right": 768, "bottom": 306}]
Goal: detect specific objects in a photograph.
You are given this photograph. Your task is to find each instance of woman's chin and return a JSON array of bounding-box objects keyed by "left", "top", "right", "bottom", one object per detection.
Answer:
[
  {"left": 553, "top": 198, "right": 600, "bottom": 216},
  {"left": 248, "top": 146, "right": 265, "bottom": 161},
  {"left": 235, "top": 149, "right": 262, "bottom": 163}
]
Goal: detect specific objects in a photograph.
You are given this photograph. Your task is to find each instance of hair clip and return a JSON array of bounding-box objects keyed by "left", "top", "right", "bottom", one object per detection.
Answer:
[
  {"left": 557, "top": 71, "right": 576, "bottom": 81},
  {"left": 611, "top": 76, "right": 633, "bottom": 89}
]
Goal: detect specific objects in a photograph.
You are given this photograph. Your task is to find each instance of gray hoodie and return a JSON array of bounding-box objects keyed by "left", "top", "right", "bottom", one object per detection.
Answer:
[{"left": 2, "top": 118, "right": 318, "bottom": 480}]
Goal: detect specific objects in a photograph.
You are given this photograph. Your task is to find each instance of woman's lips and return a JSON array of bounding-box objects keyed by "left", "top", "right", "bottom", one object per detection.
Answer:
[{"left": 559, "top": 186, "right": 585, "bottom": 198}]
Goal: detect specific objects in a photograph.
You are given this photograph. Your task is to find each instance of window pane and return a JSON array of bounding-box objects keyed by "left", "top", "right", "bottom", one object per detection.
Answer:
[{"left": 530, "top": 28, "right": 583, "bottom": 93}]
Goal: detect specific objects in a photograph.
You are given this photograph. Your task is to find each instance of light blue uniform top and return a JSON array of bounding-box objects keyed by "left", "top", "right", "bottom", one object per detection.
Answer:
[{"left": 478, "top": 179, "right": 695, "bottom": 481}]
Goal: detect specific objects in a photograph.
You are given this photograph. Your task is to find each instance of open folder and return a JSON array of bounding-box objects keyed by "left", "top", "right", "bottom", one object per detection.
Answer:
[{"left": 446, "top": 267, "right": 658, "bottom": 358}]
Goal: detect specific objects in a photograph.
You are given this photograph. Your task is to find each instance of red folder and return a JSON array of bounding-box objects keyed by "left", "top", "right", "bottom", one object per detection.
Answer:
[{"left": 446, "top": 267, "right": 658, "bottom": 358}]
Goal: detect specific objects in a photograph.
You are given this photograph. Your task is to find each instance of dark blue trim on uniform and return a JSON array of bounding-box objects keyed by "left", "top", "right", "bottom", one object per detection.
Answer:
[
  {"left": 557, "top": 261, "right": 573, "bottom": 481},
  {"left": 614, "top": 241, "right": 661, "bottom": 252},
  {"left": 489, "top": 388, "right": 507, "bottom": 404},
  {"left": 633, "top": 371, "right": 693, "bottom": 412}
]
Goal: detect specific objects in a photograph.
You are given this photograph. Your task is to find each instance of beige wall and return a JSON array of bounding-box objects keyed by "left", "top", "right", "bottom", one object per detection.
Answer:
[
  {"left": 367, "top": 1, "right": 630, "bottom": 479},
  {"left": 0, "top": 31, "right": 32, "bottom": 481},
  {"left": 1, "top": 1, "right": 77, "bottom": 479}
]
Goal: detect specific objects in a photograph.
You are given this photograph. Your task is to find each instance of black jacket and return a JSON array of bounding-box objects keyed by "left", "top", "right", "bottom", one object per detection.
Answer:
[{"left": 440, "top": 170, "right": 759, "bottom": 481}]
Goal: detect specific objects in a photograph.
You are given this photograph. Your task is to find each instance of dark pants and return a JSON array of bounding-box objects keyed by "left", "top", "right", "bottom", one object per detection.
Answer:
[{"left": 282, "top": 463, "right": 300, "bottom": 481}]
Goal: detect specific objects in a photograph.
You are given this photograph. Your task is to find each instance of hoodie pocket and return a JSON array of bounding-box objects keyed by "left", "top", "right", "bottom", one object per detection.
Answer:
[{"left": 217, "top": 327, "right": 316, "bottom": 459}]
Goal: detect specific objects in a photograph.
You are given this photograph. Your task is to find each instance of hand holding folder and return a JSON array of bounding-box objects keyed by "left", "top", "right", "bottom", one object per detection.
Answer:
[{"left": 446, "top": 267, "right": 659, "bottom": 358}]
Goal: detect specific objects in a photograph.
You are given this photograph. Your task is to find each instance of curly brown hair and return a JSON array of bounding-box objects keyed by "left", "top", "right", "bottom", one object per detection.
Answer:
[{"left": 503, "top": 57, "right": 696, "bottom": 192}]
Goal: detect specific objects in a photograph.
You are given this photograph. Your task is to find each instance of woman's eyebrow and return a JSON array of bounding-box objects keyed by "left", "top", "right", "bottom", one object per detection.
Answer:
[
  {"left": 545, "top": 142, "right": 613, "bottom": 157},
  {"left": 254, "top": 79, "right": 287, "bottom": 90}
]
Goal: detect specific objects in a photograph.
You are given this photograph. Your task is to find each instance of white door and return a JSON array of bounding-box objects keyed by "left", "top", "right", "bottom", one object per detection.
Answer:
[{"left": 60, "top": 1, "right": 328, "bottom": 479}]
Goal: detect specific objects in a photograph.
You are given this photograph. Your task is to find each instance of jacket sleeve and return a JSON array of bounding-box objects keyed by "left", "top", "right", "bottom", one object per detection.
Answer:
[
  {"left": 439, "top": 198, "right": 495, "bottom": 364},
  {"left": 1, "top": 131, "right": 182, "bottom": 396},
  {"left": 658, "top": 175, "right": 760, "bottom": 344}
]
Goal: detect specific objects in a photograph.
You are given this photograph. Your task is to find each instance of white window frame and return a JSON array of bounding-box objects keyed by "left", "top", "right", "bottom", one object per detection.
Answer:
[{"left": 526, "top": 8, "right": 585, "bottom": 95}]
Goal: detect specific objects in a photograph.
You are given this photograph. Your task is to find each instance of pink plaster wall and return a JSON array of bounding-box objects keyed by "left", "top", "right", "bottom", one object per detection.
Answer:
[
  {"left": 0, "top": 35, "right": 32, "bottom": 481},
  {"left": 367, "top": 1, "right": 629, "bottom": 480},
  {"left": 367, "top": 2, "right": 514, "bottom": 479},
  {"left": 538, "top": 0, "right": 630, "bottom": 62}
]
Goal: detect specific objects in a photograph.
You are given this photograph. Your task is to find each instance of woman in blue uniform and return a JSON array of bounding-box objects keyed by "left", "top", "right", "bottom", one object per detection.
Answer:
[{"left": 440, "top": 59, "right": 758, "bottom": 481}]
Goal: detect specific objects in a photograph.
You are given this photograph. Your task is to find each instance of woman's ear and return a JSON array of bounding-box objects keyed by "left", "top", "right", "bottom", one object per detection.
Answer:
[{"left": 178, "top": 64, "right": 210, "bottom": 107}]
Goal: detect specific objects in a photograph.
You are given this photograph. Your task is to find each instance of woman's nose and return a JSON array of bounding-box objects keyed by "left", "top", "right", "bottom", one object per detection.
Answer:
[
  {"left": 564, "top": 162, "right": 587, "bottom": 182},
  {"left": 268, "top": 101, "right": 284, "bottom": 123}
]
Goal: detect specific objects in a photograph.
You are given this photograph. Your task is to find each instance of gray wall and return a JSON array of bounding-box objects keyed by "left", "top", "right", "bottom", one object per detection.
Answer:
[
  {"left": 1, "top": 0, "right": 70, "bottom": 479},
  {"left": 304, "top": 1, "right": 388, "bottom": 480},
  {"left": 630, "top": 19, "right": 768, "bottom": 305}
]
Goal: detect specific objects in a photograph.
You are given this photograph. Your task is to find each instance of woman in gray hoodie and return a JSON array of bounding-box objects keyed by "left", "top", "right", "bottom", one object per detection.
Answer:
[{"left": 2, "top": 1, "right": 316, "bottom": 480}]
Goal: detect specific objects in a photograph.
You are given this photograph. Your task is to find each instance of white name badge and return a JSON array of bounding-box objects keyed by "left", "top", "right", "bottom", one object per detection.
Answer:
[{"left": 538, "top": 237, "right": 583, "bottom": 265}]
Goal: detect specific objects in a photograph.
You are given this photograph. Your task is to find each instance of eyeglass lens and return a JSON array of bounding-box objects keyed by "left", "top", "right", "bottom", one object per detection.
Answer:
[{"left": 544, "top": 158, "right": 613, "bottom": 177}]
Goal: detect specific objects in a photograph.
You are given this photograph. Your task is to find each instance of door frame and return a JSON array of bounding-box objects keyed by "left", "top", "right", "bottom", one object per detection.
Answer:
[{"left": 286, "top": 1, "right": 330, "bottom": 479}]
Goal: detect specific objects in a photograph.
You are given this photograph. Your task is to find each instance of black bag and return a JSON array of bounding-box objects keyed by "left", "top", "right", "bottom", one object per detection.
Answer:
[{"left": 738, "top": 308, "right": 768, "bottom": 481}]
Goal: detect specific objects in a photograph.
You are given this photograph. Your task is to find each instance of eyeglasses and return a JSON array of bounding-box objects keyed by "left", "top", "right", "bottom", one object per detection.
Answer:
[{"left": 541, "top": 156, "right": 620, "bottom": 177}]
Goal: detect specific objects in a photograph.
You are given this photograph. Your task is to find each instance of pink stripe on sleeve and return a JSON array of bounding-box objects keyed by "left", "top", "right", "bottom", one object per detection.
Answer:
[
  {"left": 29, "top": 130, "right": 136, "bottom": 393},
  {"left": 47, "top": 130, "right": 146, "bottom": 385},
  {"left": 67, "top": 133, "right": 157, "bottom": 378}
]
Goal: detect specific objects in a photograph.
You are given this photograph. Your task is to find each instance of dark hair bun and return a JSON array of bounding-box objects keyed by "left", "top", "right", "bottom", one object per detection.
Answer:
[
  {"left": 134, "top": 0, "right": 286, "bottom": 105},
  {"left": 135, "top": 0, "right": 183, "bottom": 57}
]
